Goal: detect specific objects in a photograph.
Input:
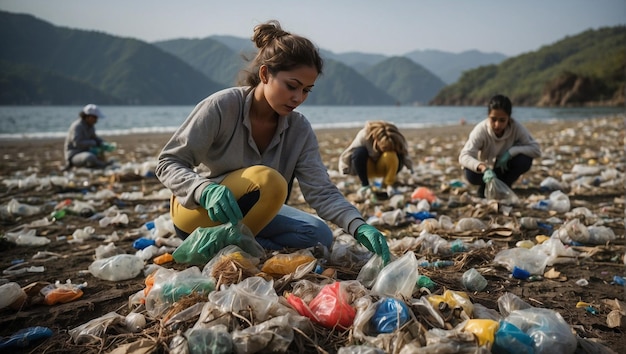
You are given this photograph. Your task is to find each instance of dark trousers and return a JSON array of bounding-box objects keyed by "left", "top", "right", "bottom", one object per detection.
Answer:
[
  {"left": 351, "top": 146, "right": 371, "bottom": 186},
  {"left": 351, "top": 146, "right": 403, "bottom": 187},
  {"left": 464, "top": 154, "right": 533, "bottom": 188}
]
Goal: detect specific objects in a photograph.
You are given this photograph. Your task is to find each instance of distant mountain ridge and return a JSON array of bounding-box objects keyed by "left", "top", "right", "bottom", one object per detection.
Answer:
[
  {"left": 0, "top": 11, "right": 224, "bottom": 105},
  {"left": 431, "top": 26, "right": 626, "bottom": 106},
  {"left": 0, "top": 10, "right": 620, "bottom": 107},
  {"left": 204, "top": 35, "right": 506, "bottom": 86}
]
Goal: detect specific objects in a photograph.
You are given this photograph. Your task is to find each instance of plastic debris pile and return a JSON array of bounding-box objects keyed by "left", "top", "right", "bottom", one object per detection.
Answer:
[{"left": 0, "top": 116, "right": 624, "bottom": 352}]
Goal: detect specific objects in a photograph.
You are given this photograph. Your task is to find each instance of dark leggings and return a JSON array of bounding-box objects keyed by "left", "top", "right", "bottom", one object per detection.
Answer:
[
  {"left": 351, "top": 146, "right": 371, "bottom": 186},
  {"left": 464, "top": 154, "right": 533, "bottom": 188},
  {"left": 351, "top": 146, "right": 402, "bottom": 186}
]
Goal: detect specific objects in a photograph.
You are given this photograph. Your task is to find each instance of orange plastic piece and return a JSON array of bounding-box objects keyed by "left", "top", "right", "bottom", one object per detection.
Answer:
[
  {"left": 261, "top": 253, "right": 315, "bottom": 278},
  {"left": 411, "top": 187, "right": 437, "bottom": 203},
  {"left": 153, "top": 253, "right": 174, "bottom": 265},
  {"left": 143, "top": 273, "right": 155, "bottom": 297},
  {"left": 44, "top": 287, "right": 83, "bottom": 305}
]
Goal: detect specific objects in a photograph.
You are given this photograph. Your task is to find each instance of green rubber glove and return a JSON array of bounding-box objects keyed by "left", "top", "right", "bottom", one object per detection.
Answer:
[
  {"left": 355, "top": 224, "right": 391, "bottom": 264},
  {"left": 495, "top": 151, "right": 511, "bottom": 172},
  {"left": 482, "top": 168, "right": 496, "bottom": 184},
  {"left": 89, "top": 146, "right": 103, "bottom": 155},
  {"left": 200, "top": 184, "right": 242, "bottom": 225},
  {"left": 102, "top": 142, "right": 117, "bottom": 152}
]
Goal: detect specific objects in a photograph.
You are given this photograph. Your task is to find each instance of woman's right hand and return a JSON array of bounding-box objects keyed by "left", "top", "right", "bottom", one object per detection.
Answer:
[{"left": 200, "top": 184, "right": 243, "bottom": 225}]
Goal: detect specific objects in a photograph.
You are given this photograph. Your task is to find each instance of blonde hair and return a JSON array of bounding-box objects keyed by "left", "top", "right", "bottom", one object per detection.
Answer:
[{"left": 365, "top": 121, "right": 408, "bottom": 155}]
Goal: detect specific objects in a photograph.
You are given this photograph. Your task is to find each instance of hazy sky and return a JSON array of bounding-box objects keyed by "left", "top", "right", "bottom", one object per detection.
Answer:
[{"left": 1, "top": 0, "right": 624, "bottom": 56}]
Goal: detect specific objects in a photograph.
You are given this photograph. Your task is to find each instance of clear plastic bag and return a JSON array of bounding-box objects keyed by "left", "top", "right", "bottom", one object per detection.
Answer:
[
  {"left": 371, "top": 251, "right": 419, "bottom": 298},
  {"left": 497, "top": 292, "right": 531, "bottom": 318},
  {"left": 260, "top": 250, "right": 316, "bottom": 278},
  {"left": 504, "top": 308, "right": 577, "bottom": 354},
  {"left": 232, "top": 314, "right": 302, "bottom": 353},
  {"left": 185, "top": 324, "right": 232, "bottom": 354},
  {"left": 357, "top": 254, "right": 385, "bottom": 288},
  {"left": 485, "top": 178, "right": 520, "bottom": 205},
  {"left": 68, "top": 312, "right": 126, "bottom": 345},
  {"left": 493, "top": 248, "right": 548, "bottom": 275},
  {"left": 88, "top": 254, "right": 144, "bottom": 281},
  {"left": 208, "top": 276, "right": 279, "bottom": 322}
]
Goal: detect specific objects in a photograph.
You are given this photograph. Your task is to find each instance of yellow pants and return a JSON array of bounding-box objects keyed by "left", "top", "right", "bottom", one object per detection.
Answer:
[
  {"left": 170, "top": 166, "right": 287, "bottom": 235},
  {"left": 367, "top": 151, "right": 400, "bottom": 187}
]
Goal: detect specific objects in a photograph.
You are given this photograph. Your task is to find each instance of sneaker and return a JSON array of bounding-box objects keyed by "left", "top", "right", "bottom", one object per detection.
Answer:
[
  {"left": 371, "top": 186, "right": 390, "bottom": 201},
  {"left": 356, "top": 185, "right": 372, "bottom": 200}
]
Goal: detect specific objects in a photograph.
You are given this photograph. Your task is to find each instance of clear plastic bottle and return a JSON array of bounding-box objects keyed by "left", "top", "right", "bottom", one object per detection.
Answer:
[
  {"left": 0, "top": 282, "right": 27, "bottom": 310},
  {"left": 462, "top": 268, "right": 488, "bottom": 291}
]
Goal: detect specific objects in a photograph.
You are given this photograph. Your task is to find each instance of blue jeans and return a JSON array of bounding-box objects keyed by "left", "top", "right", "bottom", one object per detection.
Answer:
[
  {"left": 255, "top": 204, "right": 334, "bottom": 250},
  {"left": 173, "top": 203, "right": 334, "bottom": 251}
]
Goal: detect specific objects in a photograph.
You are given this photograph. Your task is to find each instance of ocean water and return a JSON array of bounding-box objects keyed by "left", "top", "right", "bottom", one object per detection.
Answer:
[{"left": 0, "top": 105, "right": 622, "bottom": 139}]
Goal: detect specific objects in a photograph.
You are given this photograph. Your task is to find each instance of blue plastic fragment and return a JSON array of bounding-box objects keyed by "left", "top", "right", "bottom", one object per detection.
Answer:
[{"left": 0, "top": 327, "right": 53, "bottom": 348}]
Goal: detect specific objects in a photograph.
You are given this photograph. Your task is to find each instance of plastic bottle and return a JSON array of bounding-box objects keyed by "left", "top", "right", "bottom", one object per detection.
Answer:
[
  {"left": 408, "top": 210, "right": 436, "bottom": 221},
  {"left": 462, "top": 268, "right": 488, "bottom": 292},
  {"left": 548, "top": 190, "right": 570, "bottom": 213},
  {"left": 0, "top": 282, "right": 27, "bottom": 310},
  {"left": 153, "top": 253, "right": 174, "bottom": 265},
  {"left": 519, "top": 217, "right": 538, "bottom": 229},
  {"left": 512, "top": 266, "right": 530, "bottom": 280},
  {"left": 371, "top": 298, "right": 410, "bottom": 333},
  {"left": 51, "top": 209, "right": 67, "bottom": 220},
  {"left": 6, "top": 199, "right": 41, "bottom": 217},
  {"left": 69, "top": 200, "right": 95, "bottom": 217},
  {"left": 133, "top": 237, "right": 156, "bottom": 250},
  {"left": 416, "top": 275, "right": 436, "bottom": 291}
]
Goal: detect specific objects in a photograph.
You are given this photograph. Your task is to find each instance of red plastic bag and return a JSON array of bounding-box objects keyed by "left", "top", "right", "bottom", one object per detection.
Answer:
[{"left": 286, "top": 282, "right": 355, "bottom": 329}]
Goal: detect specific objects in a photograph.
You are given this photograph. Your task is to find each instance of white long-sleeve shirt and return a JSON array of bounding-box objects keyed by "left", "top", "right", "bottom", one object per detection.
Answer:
[
  {"left": 156, "top": 86, "right": 366, "bottom": 235},
  {"left": 459, "top": 118, "right": 541, "bottom": 172}
]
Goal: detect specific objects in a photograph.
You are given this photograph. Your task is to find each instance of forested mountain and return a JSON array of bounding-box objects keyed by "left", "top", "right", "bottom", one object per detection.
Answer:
[
  {"left": 154, "top": 38, "right": 245, "bottom": 86},
  {"left": 430, "top": 26, "right": 626, "bottom": 106},
  {"left": 363, "top": 57, "right": 446, "bottom": 105},
  {"left": 1, "top": 10, "right": 622, "bottom": 107},
  {"left": 403, "top": 49, "right": 508, "bottom": 84},
  {"left": 304, "top": 60, "right": 396, "bottom": 105},
  {"left": 206, "top": 35, "right": 503, "bottom": 87},
  {"left": 155, "top": 38, "right": 397, "bottom": 105},
  {"left": 0, "top": 11, "right": 224, "bottom": 105}
]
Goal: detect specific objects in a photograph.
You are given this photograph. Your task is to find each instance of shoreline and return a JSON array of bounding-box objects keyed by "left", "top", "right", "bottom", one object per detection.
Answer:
[{"left": 0, "top": 113, "right": 624, "bottom": 142}]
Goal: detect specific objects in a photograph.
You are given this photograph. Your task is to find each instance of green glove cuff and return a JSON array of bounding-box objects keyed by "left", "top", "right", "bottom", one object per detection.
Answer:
[{"left": 482, "top": 168, "right": 495, "bottom": 183}]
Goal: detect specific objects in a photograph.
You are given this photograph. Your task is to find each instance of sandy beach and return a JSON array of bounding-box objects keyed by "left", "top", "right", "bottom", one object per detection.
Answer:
[{"left": 0, "top": 115, "right": 624, "bottom": 353}]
